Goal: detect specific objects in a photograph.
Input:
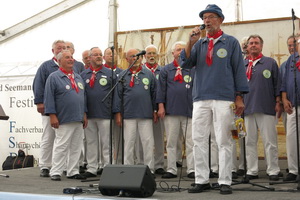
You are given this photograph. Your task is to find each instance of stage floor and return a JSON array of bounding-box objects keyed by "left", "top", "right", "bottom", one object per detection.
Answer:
[{"left": 0, "top": 160, "right": 300, "bottom": 200}]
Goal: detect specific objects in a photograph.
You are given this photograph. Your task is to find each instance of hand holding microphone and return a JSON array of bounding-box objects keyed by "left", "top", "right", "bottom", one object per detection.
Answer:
[{"left": 191, "top": 24, "right": 206, "bottom": 37}]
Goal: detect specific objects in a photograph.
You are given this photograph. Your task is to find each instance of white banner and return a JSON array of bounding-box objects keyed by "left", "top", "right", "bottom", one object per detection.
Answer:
[{"left": 0, "top": 75, "right": 42, "bottom": 170}]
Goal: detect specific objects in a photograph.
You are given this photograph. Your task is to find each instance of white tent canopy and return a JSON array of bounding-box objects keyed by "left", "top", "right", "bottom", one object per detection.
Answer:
[{"left": 0, "top": 0, "right": 299, "bottom": 69}]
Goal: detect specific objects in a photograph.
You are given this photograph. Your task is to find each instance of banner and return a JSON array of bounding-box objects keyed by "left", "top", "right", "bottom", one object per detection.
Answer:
[{"left": 0, "top": 75, "right": 42, "bottom": 169}]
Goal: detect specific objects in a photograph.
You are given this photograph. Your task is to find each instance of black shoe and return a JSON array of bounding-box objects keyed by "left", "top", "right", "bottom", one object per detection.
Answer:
[
  {"left": 63, "top": 170, "right": 67, "bottom": 176},
  {"left": 67, "top": 174, "right": 86, "bottom": 180},
  {"left": 236, "top": 169, "right": 245, "bottom": 176},
  {"left": 188, "top": 183, "right": 211, "bottom": 193},
  {"left": 220, "top": 184, "right": 232, "bottom": 195},
  {"left": 284, "top": 173, "right": 297, "bottom": 181},
  {"left": 40, "top": 169, "right": 50, "bottom": 177},
  {"left": 209, "top": 171, "right": 219, "bottom": 178},
  {"left": 162, "top": 172, "right": 177, "bottom": 179},
  {"left": 187, "top": 172, "right": 195, "bottom": 178},
  {"left": 51, "top": 175, "right": 61, "bottom": 181},
  {"left": 232, "top": 172, "right": 238, "bottom": 179},
  {"left": 155, "top": 168, "right": 166, "bottom": 175},
  {"left": 79, "top": 166, "right": 86, "bottom": 174},
  {"left": 267, "top": 171, "right": 283, "bottom": 177},
  {"left": 97, "top": 168, "right": 103, "bottom": 175},
  {"left": 269, "top": 175, "right": 279, "bottom": 181},
  {"left": 82, "top": 172, "right": 97, "bottom": 178},
  {"left": 246, "top": 174, "right": 259, "bottom": 180},
  {"left": 176, "top": 161, "right": 182, "bottom": 168}
]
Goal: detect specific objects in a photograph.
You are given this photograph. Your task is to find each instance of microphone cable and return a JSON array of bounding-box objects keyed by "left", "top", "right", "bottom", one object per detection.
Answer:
[
  {"left": 172, "top": 33, "right": 203, "bottom": 191},
  {"left": 175, "top": 63, "right": 194, "bottom": 191},
  {"left": 157, "top": 60, "right": 195, "bottom": 193}
]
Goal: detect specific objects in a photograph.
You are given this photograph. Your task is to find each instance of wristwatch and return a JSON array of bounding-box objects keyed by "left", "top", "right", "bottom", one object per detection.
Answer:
[{"left": 235, "top": 92, "right": 243, "bottom": 97}]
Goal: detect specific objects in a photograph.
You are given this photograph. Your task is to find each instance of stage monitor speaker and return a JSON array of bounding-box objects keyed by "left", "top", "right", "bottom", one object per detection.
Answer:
[{"left": 99, "top": 165, "right": 156, "bottom": 198}]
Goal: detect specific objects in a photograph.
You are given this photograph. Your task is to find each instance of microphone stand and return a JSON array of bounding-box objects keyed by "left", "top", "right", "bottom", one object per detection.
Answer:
[
  {"left": 231, "top": 126, "right": 275, "bottom": 191},
  {"left": 102, "top": 55, "right": 141, "bottom": 165},
  {"left": 270, "top": 9, "right": 300, "bottom": 191},
  {"left": 109, "top": 46, "right": 115, "bottom": 165},
  {"left": 215, "top": 113, "right": 274, "bottom": 191}
]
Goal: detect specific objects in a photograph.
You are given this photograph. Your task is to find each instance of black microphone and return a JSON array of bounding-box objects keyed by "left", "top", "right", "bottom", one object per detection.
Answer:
[
  {"left": 292, "top": 8, "right": 296, "bottom": 20},
  {"left": 110, "top": 46, "right": 115, "bottom": 51},
  {"left": 191, "top": 24, "right": 206, "bottom": 37},
  {"left": 134, "top": 50, "right": 146, "bottom": 57}
]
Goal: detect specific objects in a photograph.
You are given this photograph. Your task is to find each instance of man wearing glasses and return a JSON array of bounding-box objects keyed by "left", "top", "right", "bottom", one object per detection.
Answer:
[{"left": 180, "top": 4, "right": 249, "bottom": 194}]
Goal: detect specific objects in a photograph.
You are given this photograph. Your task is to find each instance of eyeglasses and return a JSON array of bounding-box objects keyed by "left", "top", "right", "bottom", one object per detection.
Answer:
[
  {"left": 146, "top": 52, "right": 157, "bottom": 55},
  {"left": 203, "top": 16, "right": 219, "bottom": 20},
  {"left": 91, "top": 54, "right": 102, "bottom": 57}
]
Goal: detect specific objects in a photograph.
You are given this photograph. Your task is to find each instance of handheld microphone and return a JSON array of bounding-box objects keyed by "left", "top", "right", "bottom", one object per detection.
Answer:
[
  {"left": 191, "top": 24, "right": 206, "bottom": 37},
  {"left": 110, "top": 46, "right": 115, "bottom": 51},
  {"left": 134, "top": 50, "right": 146, "bottom": 57},
  {"left": 292, "top": 8, "right": 295, "bottom": 20}
]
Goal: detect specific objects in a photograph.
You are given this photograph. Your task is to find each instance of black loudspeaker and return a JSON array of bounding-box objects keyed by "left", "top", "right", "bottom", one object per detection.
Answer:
[{"left": 99, "top": 165, "right": 156, "bottom": 198}]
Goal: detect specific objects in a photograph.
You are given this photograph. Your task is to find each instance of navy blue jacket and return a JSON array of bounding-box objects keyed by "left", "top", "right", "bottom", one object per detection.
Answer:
[
  {"left": 156, "top": 62, "right": 194, "bottom": 118},
  {"left": 113, "top": 67, "right": 157, "bottom": 119},
  {"left": 80, "top": 67, "right": 116, "bottom": 119}
]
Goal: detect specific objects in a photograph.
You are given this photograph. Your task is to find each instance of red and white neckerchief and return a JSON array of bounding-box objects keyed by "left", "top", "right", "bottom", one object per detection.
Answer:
[
  {"left": 129, "top": 66, "right": 142, "bottom": 87},
  {"left": 173, "top": 59, "right": 183, "bottom": 83},
  {"left": 89, "top": 65, "right": 102, "bottom": 88},
  {"left": 246, "top": 53, "right": 263, "bottom": 80},
  {"left": 52, "top": 57, "right": 59, "bottom": 66},
  {"left": 104, "top": 63, "right": 116, "bottom": 70},
  {"left": 206, "top": 29, "right": 223, "bottom": 66},
  {"left": 145, "top": 62, "right": 158, "bottom": 74},
  {"left": 296, "top": 59, "right": 300, "bottom": 71},
  {"left": 59, "top": 67, "right": 79, "bottom": 93}
]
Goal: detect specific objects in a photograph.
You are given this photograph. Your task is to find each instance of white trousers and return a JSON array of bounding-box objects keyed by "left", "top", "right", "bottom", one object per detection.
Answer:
[
  {"left": 39, "top": 115, "right": 56, "bottom": 170},
  {"left": 232, "top": 138, "right": 245, "bottom": 172},
  {"left": 177, "top": 134, "right": 183, "bottom": 163},
  {"left": 245, "top": 113, "right": 280, "bottom": 176},
  {"left": 85, "top": 118, "right": 110, "bottom": 174},
  {"left": 164, "top": 115, "right": 194, "bottom": 174},
  {"left": 209, "top": 126, "right": 219, "bottom": 173},
  {"left": 50, "top": 122, "right": 83, "bottom": 176},
  {"left": 124, "top": 119, "right": 155, "bottom": 172},
  {"left": 210, "top": 126, "right": 244, "bottom": 173},
  {"left": 79, "top": 130, "right": 87, "bottom": 167},
  {"left": 286, "top": 107, "right": 300, "bottom": 175},
  {"left": 193, "top": 100, "right": 233, "bottom": 185},
  {"left": 153, "top": 118, "right": 165, "bottom": 169}
]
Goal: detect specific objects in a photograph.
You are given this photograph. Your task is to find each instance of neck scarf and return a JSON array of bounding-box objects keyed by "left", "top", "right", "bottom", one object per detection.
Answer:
[
  {"left": 129, "top": 66, "right": 142, "bottom": 87},
  {"left": 246, "top": 53, "right": 263, "bottom": 80},
  {"left": 53, "top": 57, "right": 59, "bottom": 66},
  {"left": 59, "top": 67, "right": 79, "bottom": 93},
  {"left": 206, "top": 29, "right": 223, "bottom": 66},
  {"left": 173, "top": 60, "right": 183, "bottom": 83},
  {"left": 296, "top": 59, "right": 300, "bottom": 71},
  {"left": 89, "top": 65, "right": 102, "bottom": 88},
  {"left": 104, "top": 63, "right": 116, "bottom": 70},
  {"left": 145, "top": 62, "right": 158, "bottom": 74}
]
